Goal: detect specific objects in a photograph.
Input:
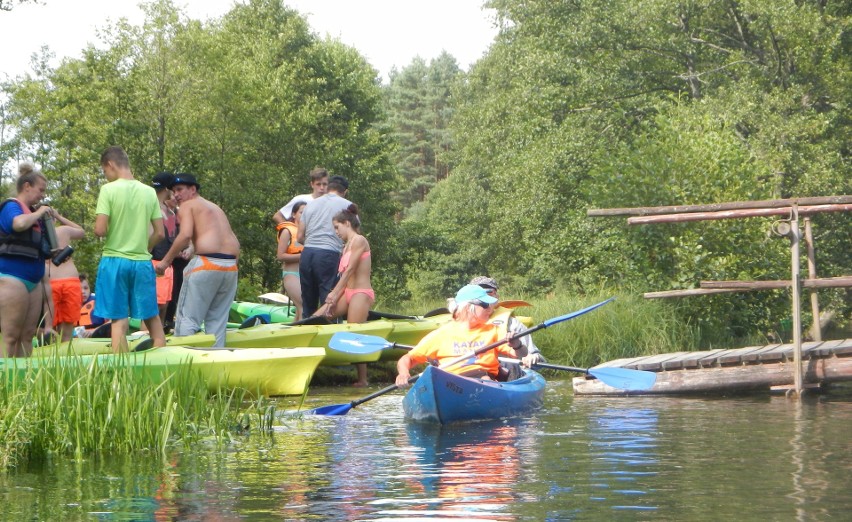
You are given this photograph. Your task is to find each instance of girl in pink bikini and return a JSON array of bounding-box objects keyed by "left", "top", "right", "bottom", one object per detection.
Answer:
[{"left": 315, "top": 203, "right": 373, "bottom": 386}]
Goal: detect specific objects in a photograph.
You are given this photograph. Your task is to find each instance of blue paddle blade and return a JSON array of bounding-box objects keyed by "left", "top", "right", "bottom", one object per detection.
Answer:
[
  {"left": 307, "top": 403, "right": 353, "bottom": 416},
  {"left": 588, "top": 367, "right": 657, "bottom": 391},
  {"left": 328, "top": 332, "right": 391, "bottom": 354}
]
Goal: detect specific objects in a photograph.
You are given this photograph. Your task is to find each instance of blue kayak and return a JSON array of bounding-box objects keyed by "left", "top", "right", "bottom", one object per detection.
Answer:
[{"left": 402, "top": 365, "right": 546, "bottom": 424}]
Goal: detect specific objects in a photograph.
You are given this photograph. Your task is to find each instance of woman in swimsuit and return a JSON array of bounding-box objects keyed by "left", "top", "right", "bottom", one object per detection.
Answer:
[
  {"left": 0, "top": 163, "right": 61, "bottom": 357},
  {"left": 314, "top": 203, "right": 374, "bottom": 386},
  {"left": 276, "top": 201, "right": 306, "bottom": 320}
]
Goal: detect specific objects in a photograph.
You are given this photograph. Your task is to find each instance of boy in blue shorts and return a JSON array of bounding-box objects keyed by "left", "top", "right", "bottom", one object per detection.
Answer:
[{"left": 93, "top": 146, "right": 166, "bottom": 352}]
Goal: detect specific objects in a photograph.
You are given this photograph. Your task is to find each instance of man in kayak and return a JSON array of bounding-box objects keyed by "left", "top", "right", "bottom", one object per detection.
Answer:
[
  {"left": 156, "top": 173, "right": 240, "bottom": 347},
  {"left": 395, "top": 284, "right": 529, "bottom": 387},
  {"left": 469, "top": 275, "right": 544, "bottom": 371}
]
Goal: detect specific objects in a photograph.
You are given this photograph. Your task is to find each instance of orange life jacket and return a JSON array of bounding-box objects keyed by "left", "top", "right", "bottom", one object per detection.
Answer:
[
  {"left": 276, "top": 222, "right": 303, "bottom": 254},
  {"left": 78, "top": 299, "right": 96, "bottom": 327},
  {"left": 407, "top": 312, "right": 513, "bottom": 378}
]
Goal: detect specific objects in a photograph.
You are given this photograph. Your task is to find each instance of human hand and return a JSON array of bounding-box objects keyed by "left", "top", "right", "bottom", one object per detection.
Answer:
[
  {"left": 522, "top": 352, "right": 542, "bottom": 368},
  {"left": 155, "top": 261, "right": 168, "bottom": 275},
  {"left": 395, "top": 373, "right": 412, "bottom": 387}
]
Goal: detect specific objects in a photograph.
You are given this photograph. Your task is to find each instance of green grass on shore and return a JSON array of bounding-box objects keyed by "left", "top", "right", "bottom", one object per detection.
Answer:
[{"left": 0, "top": 354, "right": 273, "bottom": 471}]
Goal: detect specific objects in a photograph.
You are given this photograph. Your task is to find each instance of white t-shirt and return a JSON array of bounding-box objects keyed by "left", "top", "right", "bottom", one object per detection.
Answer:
[{"left": 278, "top": 193, "right": 314, "bottom": 220}]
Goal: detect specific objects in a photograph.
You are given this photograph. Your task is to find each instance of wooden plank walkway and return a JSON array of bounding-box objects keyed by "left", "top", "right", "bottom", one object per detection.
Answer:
[{"left": 572, "top": 338, "right": 852, "bottom": 395}]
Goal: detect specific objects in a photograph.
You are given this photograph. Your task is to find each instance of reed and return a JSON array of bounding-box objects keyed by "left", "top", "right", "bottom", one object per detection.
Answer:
[
  {"left": 525, "top": 291, "right": 701, "bottom": 368},
  {"left": 0, "top": 352, "right": 274, "bottom": 471}
]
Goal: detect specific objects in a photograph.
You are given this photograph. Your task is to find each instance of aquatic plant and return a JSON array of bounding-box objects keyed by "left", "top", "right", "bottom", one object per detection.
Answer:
[{"left": 0, "top": 353, "right": 276, "bottom": 471}]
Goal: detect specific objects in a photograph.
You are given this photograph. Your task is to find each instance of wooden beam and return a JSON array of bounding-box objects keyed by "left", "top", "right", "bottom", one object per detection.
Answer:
[
  {"left": 643, "top": 288, "right": 741, "bottom": 299},
  {"left": 587, "top": 195, "right": 852, "bottom": 217},
  {"left": 700, "top": 276, "right": 852, "bottom": 290},
  {"left": 572, "top": 353, "right": 852, "bottom": 395},
  {"left": 626, "top": 203, "right": 852, "bottom": 225}
]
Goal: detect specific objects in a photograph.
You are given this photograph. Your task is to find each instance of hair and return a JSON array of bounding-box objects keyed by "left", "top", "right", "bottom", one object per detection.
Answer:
[
  {"left": 100, "top": 146, "right": 130, "bottom": 168},
  {"left": 332, "top": 203, "right": 361, "bottom": 232},
  {"left": 290, "top": 200, "right": 308, "bottom": 221},
  {"left": 453, "top": 301, "right": 481, "bottom": 322},
  {"left": 16, "top": 162, "right": 47, "bottom": 193},
  {"left": 327, "top": 175, "right": 349, "bottom": 193},
  {"left": 309, "top": 167, "right": 328, "bottom": 182},
  {"left": 79, "top": 273, "right": 89, "bottom": 282}
]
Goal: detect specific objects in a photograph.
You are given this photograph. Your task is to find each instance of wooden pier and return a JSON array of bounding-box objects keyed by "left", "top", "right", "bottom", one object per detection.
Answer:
[{"left": 572, "top": 338, "right": 852, "bottom": 395}]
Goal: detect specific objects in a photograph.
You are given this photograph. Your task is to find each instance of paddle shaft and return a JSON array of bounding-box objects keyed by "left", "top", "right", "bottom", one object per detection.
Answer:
[{"left": 313, "top": 297, "right": 615, "bottom": 414}]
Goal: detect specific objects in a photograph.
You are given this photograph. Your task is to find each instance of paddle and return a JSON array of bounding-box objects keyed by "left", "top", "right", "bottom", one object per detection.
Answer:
[
  {"left": 307, "top": 297, "right": 616, "bottom": 416},
  {"left": 328, "top": 332, "right": 412, "bottom": 354},
  {"left": 498, "top": 358, "right": 656, "bottom": 391}
]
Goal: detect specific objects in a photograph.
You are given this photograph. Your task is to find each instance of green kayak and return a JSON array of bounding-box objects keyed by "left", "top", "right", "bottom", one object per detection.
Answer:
[{"left": 6, "top": 346, "right": 325, "bottom": 396}]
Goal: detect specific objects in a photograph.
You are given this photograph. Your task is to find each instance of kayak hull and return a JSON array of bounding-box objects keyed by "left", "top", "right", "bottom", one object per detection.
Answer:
[
  {"left": 402, "top": 365, "right": 545, "bottom": 424},
  {"left": 3, "top": 346, "right": 325, "bottom": 396}
]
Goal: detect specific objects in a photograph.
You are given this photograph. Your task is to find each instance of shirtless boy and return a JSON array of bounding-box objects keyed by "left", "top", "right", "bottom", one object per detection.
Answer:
[{"left": 156, "top": 174, "right": 240, "bottom": 347}]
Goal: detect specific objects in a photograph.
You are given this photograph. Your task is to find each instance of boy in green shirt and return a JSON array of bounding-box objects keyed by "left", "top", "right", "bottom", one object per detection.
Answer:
[{"left": 93, "top": 146, "right": 166, "bottom": 352}]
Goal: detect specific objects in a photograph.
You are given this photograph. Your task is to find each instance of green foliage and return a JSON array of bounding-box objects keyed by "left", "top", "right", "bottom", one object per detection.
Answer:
[
  {"left": 405, "top": 0, "right": 851, "bottom": 335},
  {"left": 0, "top": 354, "right": 272, "bottom": 470},
  {"left": 1, "top": 0, "right": 397, "bottom": 293},
  {"left": 383, "top": 53, "right": 461, "bottom": 209}
]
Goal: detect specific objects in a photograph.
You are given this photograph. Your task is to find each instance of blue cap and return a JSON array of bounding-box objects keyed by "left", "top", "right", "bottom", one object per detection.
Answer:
[{"left": 455, "top": 284, "right": 498, "bottom": 305}]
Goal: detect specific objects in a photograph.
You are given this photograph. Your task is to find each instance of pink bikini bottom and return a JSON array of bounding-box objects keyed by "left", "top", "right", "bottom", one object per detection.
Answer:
[{"left": 344, "top": 288, "right": 375, "bottom": 304}]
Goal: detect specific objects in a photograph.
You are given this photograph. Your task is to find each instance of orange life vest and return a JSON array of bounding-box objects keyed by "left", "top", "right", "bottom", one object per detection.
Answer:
[
  {"left": 407, "top": 312, "right": 513, "bottom": 378},
  {"left": 276, "top": 222, "right": 303, "bottom": 255},
  {"left": 78, "top": 299, "right": 96, "bottom": 327}
]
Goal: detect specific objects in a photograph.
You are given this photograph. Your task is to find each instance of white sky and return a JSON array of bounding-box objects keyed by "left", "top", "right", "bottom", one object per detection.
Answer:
[{"left": 0, "top": 0, "right": 499, "bottom": 83}]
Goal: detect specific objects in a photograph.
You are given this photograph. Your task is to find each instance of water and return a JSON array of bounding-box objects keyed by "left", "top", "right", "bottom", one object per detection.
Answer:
[{"left": 2, "top": 380, "right": 850, "bottom": 520}]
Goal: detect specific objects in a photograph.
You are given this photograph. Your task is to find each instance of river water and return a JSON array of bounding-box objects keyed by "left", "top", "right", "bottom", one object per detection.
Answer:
[{"left": 2, "top": 379, "right": 850, "bottom": 520}]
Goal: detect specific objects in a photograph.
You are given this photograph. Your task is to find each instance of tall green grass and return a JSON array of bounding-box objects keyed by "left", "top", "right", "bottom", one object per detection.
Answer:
[
  {"left": 524, "top": 292, "right": 702, "bottom": 367},
  {"left": 0, "top": 353, "right": 275, "bottom": 471}
]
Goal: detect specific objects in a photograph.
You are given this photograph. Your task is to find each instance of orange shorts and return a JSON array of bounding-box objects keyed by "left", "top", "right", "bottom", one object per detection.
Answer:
[
  {"left": 153, "top": 261, "right": 174, "bottom": 305},
  {"left": 51, "top": 277, "right": 82, "bottom": 326}
]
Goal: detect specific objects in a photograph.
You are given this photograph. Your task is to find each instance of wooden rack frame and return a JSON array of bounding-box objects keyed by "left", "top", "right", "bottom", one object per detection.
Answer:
[{"left": 587, "top": 195, "right": 852, "bottom": 396}]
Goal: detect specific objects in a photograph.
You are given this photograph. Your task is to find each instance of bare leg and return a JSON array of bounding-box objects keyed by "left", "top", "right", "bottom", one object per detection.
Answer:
[
  {"left": 111, "top": 318, "right": 130, "bottom": 353},
  {"left": 282, "top": 273, "right": 302, "bottom": 321},
  {"left": 0, "top": 278, "right": 33, "bottom": 357},
  {"left": 348, "top": 293, "right": 373, "bottom": 387},
  {"left": 58, "top": 321, "right": 75, "bottom": 342},
  {"left": 142, "top": 315, "right": 167, "bottom": 347}
]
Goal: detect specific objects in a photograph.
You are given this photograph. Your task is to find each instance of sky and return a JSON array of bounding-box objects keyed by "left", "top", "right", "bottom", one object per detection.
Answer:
[{"left": 0, "top": 0, "right": 500, "bottom": 83}]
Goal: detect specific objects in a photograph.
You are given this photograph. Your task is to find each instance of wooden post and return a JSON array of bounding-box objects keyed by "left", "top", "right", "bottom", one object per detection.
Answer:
[
  {"left": 790, "top": 206, "right": 803, "bottom": 395},
  {"left": 804, "top": 218, "right": 822, "bottom": 341}
]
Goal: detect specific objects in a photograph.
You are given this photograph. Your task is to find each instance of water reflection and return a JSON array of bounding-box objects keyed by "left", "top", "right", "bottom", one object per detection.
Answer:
[
  {"left": 381, "top": 419, "right": 538, "bottom": 520},
  {"left": 1, "top": 384, "right": 850, "bottom": 519}
]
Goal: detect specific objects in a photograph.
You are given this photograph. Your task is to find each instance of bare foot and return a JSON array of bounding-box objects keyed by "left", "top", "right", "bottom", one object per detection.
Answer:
[{"left": 352, "top": 381, "right": 369, "bottom": 388}]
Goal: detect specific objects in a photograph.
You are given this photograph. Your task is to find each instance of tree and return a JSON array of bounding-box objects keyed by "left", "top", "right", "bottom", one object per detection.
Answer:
[{"left": 383, "top": 52, "right": 461, "bottom": 210}]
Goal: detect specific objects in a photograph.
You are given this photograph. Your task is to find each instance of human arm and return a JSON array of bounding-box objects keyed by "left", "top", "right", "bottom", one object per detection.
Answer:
[
  {"left": 507, "top": 316, "right": 544, "bottom": 367},
  {"left": 55, "top": 213, "right": 85, "bottom": 241},
  {"left": 323, "top": 236, "right": 367, "bottom": 311},
  {"left": 296, "top": 218, "right": 305, "bottom": 244},
  {"left": 11, "top": 204, "right": 53, "bottom": 232},
  {"left": 94, "top": 214, "right": 109, "bottom": 237},
  {"left": 272, "top": 210, "right": 285, "bottom": 225},
  {"left": 396, "top": 353, "right": 416, "bottom": 387},
  {"left": 148, "top": 218, "right": 164, "bottom": 253},
  {"left": 156, "top": 204, "right": 193, "bottom": 273}
]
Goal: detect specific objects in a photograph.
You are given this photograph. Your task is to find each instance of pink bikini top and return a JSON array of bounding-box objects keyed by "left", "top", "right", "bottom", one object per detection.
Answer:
[{"left": 338, "top": 249, "right": 371, "bottom": 273}]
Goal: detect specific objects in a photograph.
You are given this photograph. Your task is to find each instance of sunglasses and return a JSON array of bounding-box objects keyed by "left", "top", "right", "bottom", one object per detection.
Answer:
[{"left": 473, "top": 300, "right": 492, "bottom": 309}]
